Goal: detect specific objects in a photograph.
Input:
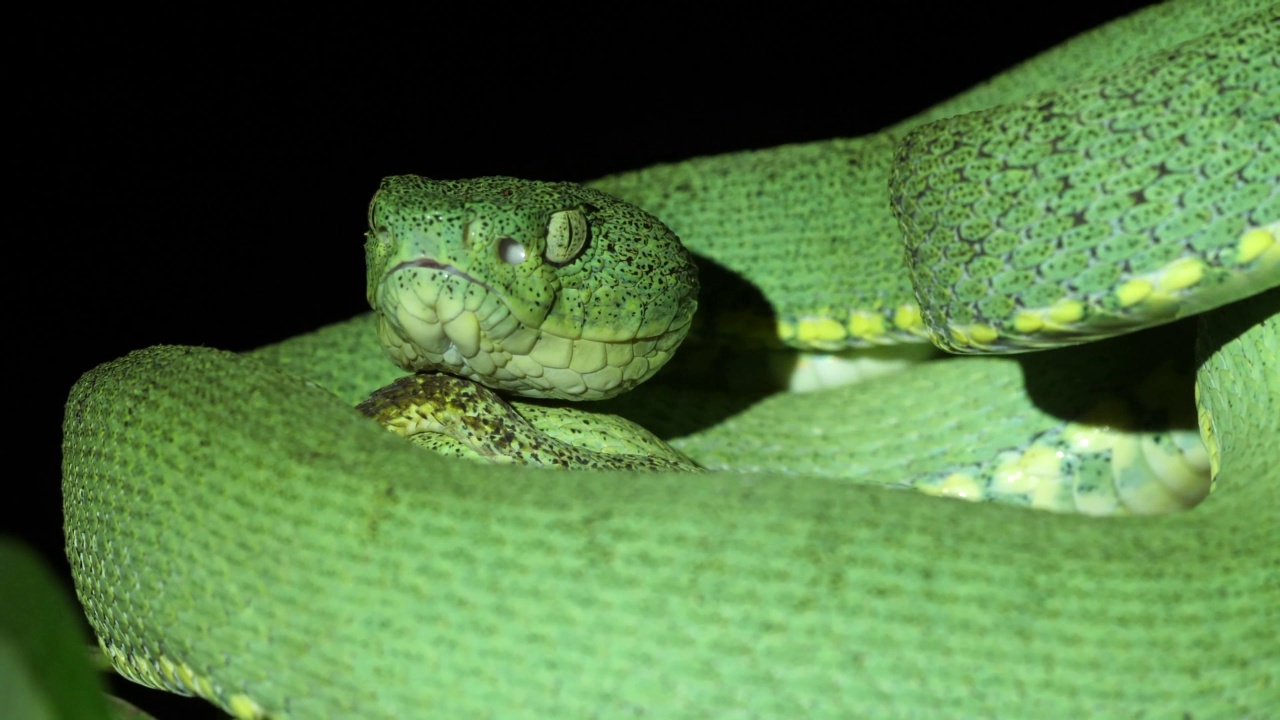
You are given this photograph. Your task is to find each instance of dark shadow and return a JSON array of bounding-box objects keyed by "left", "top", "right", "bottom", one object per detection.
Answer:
[
  {"left": 1192, "top": 287, "right": 1279, "bottom": 370},
  {"left": 1016, "top": 318, "right": 1202, "bottom": 433}
]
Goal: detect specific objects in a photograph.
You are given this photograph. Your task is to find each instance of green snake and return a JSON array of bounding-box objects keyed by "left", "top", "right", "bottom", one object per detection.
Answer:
[{"left": 62, "top": 1, "right": 1278, "bottom": 717}]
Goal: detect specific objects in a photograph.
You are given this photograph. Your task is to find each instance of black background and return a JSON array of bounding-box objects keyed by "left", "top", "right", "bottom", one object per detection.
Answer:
[{"left": 17, "top": 4, "right": 1151, "bottom": 716}]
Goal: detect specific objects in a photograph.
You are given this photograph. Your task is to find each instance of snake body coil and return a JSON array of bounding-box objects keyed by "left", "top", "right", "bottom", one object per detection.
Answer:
[{"left": 62, "top": 1, "right": 1279, "bottom": 717}]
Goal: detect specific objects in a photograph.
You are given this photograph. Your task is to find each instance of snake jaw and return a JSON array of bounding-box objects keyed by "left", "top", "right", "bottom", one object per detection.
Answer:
[
  {"left": 373, "top": 259, "right": 686, "bottom": 401},
  {"left": 387, "top": 257, "right": 499, "bottom": 297}
]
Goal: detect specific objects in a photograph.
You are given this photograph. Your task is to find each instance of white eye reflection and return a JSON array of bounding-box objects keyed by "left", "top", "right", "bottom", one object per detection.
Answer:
[{"left": 497, "top": 237, "right": 527, "bottom": 265}]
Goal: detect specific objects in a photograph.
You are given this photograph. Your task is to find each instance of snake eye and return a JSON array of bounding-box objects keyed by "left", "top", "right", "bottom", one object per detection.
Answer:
[
  {"left": 544, "top": 209, "right": 589, "bottom": 265},
  {"left": 497, "top": 237, "right": 527, "bottom": 265}
]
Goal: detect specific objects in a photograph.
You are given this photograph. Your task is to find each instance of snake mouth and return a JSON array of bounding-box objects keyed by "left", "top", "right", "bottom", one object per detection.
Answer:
[{"left": 388, "top": 258, "right": 498, "bottom": 295}]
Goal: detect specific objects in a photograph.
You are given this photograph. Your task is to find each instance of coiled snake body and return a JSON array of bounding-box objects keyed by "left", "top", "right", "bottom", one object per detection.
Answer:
[{"left": 63, "top": 1, "right": 1278, "bottom": 717}]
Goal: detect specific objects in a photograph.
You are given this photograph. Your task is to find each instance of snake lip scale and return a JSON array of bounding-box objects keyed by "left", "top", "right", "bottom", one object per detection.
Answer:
[{"left": 387, "top": 257, "right": 497, "bottom": 294}]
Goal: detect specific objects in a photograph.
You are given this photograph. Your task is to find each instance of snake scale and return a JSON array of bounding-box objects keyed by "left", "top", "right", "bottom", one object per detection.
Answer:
[{"left": 62, "top": 1, "right": 1278, "bottom": 717}]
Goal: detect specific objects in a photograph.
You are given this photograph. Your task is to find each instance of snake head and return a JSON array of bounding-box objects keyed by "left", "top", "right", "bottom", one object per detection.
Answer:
[{"left": 365, "top": 175, "right": 699, "bottom": 401}]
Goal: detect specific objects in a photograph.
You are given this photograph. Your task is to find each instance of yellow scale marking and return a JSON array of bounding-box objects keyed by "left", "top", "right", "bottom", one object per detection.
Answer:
[
  {"left": 794, "top": 316, "right": 847, "bottom": 344},
  {"left": 1114, "top": 278, "right": 1154, "bottom": 308},
  {"left": 847, "top": 311, "right": 887, "bottom": 340},
  {"left": 1238, "top": 223, "right": 1279, "bottom": 266},
  {"left": 893, "top": 303, "right": 926, "bottom": 334}
]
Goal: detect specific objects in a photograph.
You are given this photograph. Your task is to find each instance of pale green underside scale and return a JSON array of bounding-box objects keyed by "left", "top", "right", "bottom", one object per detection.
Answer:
[{"left": 61, "top": 1, "right": 1278, "bottom": 718}]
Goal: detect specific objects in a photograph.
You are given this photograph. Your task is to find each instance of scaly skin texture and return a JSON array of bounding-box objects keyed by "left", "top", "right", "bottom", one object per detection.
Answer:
[
  {"left": 356, "top": 373, "right": 700, "bottom": 472},
  {"left": 362, "top": 182, "right": 1217, "bottom": 512},
  {"left": 892, "top": 9, "right": 1279, "bottom": 352},
  {"left": 62, "top": 1, "right": 1278, "bottom": 718},
  {"left": 60, "top": 297, "right": 1280, "bottom": 718},
  {"left": 590, "top": 0, "right": 1276, "bottom": 350},
  {"left": 366, "top": 176, "right": 699, "bottom": 400}
]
